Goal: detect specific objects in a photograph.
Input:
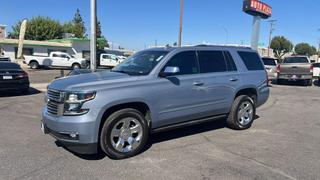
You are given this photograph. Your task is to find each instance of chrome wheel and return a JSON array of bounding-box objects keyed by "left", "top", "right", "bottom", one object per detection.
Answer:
[
  {"left": 110, "top": 117, "right": 143, "bottom": 153},
  {"left": 237, "top": 101, "right": 254, "bottom": 126}
]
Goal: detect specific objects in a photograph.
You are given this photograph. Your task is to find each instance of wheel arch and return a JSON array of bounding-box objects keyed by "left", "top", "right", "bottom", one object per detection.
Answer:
[
  {"left": 97, "top": 101, "right": 153, "bottom": 142},
  {"left": 234, "top": 87, "right": 258, "bottom": 105}
]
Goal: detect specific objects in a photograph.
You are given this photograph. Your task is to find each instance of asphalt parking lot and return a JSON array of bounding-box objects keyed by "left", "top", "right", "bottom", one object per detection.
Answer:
[{"left": 1, "top": 70, "right": 320, "bottom": 180}]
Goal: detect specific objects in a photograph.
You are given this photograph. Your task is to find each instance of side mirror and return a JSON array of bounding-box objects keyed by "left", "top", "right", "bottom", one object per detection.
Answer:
[{"left": 159, "top": 66, "right": 180, "bottom": 77}]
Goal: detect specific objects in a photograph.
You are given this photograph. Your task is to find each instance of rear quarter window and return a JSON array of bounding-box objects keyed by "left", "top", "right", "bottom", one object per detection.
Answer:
[{"left": 238, "top": 51, "right": 264, "bottom": 71}]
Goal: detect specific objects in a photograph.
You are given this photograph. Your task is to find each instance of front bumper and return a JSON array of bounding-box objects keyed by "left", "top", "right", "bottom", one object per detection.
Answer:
[{"left": 41, "top": 107, "right": 99, "bottom": 154}]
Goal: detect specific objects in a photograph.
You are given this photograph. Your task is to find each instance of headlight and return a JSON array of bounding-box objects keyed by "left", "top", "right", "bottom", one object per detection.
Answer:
[
  {"left": 63, "top": 91, "right": 96, "bottom": 116},
  {"left": 65, "top": 91, "right": 96, "bottom": 103}
]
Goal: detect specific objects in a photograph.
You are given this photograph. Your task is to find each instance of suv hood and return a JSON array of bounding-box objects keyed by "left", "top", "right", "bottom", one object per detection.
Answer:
[{"left": 48, "top": 71, "right": 137, "bottom": 91}]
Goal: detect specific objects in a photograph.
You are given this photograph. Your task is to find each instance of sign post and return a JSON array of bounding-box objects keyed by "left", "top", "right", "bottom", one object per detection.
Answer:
[
  {"left": 243, "top": 0, "right": 272, "bottom": 50},
  {"left": 17, "top": 19, "right": 27, "bottom": 61}
]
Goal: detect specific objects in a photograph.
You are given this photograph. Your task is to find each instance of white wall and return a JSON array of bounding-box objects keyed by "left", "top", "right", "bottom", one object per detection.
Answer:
[
  {"left": 2, "top": 44, "right": 15, "bottom": 60},
  {"left": 72, "top": 41, "right": 90, "bottom": 58}
]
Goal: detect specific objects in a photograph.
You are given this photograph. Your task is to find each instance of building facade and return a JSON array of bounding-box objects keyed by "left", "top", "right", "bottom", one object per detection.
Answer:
[{"left": 0, "top": 38, "right": 90, "bottom": 60}]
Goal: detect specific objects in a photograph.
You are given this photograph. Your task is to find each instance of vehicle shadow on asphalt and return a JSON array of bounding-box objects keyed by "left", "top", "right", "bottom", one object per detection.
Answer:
[
  {"left": 0, "top": 87, "right": 41, "bottom": 98},
  {"left": 60, "top": 115, "right": 259, "bottom": 161}
]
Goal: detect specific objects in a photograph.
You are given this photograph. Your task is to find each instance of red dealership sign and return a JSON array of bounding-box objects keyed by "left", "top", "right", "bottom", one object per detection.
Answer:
[{"left": 243, "top": 0, "right": 272, "bottom": 19}]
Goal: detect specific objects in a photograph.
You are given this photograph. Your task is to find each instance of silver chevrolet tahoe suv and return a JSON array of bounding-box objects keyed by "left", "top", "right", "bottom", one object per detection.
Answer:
[{"left": 42, "top": 46, "right": 269, "bottom": 159}]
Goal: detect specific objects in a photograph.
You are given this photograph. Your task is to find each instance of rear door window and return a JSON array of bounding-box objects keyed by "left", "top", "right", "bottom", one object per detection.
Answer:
[
  {"left": 163, "top": 51, "right": 199, "bottom": 75},
  {"left": 197, "top": 51, "right": 227, "bottom": 73},
  {"left": 238, "top": 51, "right": 264, "bottom": 71},
  {"left": 262, "top": 58, "right": 277, "bottom": 66},
  {"left": 224, "top": 51, "right": 238, "bottom": 71}
]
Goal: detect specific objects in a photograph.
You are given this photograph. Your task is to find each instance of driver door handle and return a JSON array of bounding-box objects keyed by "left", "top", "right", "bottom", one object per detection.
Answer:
[
  {"left": 193, "top": 81, "right": 204, "bottom": 86},
  {"left": 230, "top": 78, "right": 239, "bottom": 82}
]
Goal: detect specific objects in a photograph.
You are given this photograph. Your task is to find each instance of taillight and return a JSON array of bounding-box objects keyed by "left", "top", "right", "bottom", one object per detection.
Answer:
[
  {"left": 310, "top": 65, "right": 314, "bottom": 73},
  {"left": 276, "top": 64, "right": 281, "bottom": 73},
  {"left": 17, "top": 71, "right": 28, "bottom": 78}
]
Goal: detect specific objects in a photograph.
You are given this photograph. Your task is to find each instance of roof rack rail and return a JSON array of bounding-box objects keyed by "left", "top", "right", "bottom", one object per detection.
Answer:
[{"left": 194, "top": 44, "right": 252, "bottom": 49}]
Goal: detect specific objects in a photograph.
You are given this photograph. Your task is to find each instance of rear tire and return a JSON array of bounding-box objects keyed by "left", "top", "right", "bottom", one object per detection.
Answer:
[
  {"left": 227, "top": 95, "right": 256, "bottom": 130},
  {"left": 29, "top": 61, "right": 39, "bottom": 69},
  {"left": 100, "top": 108, "right": 149, "bottom": 159}
]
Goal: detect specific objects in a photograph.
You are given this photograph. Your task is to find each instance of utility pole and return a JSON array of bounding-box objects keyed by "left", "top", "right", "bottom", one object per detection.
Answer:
[
  {"left": 178, "top": 0, "right": 184, "bottom": 47},
  {"left": 318, "top": 29, "right": 320, "bottom": 63},
  {"left": 268, "top": 20, "right": 277, "bottom": 57},
  {"left": 90, "top": 0, "right": 97, "bottom": 71}
]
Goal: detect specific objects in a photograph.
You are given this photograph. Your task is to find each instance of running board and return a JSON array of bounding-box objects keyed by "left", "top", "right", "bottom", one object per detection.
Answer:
[{"left": 151, "top": 114, "right": 227, "bottom": 134}]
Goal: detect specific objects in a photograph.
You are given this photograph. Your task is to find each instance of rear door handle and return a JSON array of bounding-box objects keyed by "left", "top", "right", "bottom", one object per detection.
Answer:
[
  {"left": 193, "top": 81, "right": 204, "bottom": 86},
  {"left": 230, "top": 78, "right": 239, "bottom": 82}
]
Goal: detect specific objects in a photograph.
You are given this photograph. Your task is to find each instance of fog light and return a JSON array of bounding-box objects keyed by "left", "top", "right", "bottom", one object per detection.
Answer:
[{"left": 70, "top": 133, "right": 78, "bottom": 138}]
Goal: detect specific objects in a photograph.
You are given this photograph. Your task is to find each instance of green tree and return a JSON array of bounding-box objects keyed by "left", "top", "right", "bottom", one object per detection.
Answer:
[
  {"left": 10, "top": 16, "right": 63, "bottom": 40},
  {"left": 295, "top": 43, "right": 317, "bottom": 56},
  {"left": 270, "top": 36, "right": 293, "bottom": 60},
  {"left": 97, "top": 36, "right": 109, "bottom": 50},
  {"left": 72, "top": 9, "right": 86, "bottom": 38},
  {"left": 62, "top": 22, "right": 74, "bottom": 34}
]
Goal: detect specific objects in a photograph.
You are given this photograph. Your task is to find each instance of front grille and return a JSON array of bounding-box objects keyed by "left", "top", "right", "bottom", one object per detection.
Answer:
[
  {"left": 47, "top": 89, "right": 64, "bottom": 115},
  {"left": 47, "top": 89, "right": 63, "bottom": 102}
]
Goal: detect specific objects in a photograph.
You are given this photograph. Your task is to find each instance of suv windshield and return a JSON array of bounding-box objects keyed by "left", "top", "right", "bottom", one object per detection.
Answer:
[
  {"left": 283, "top": 57, "right": 309, "bottom": 63},
  {"left": 112, "top": 50, "right": 168, "bottom": 75},
  {"left": 262, "top": 58, "right": 277, "bottom": 66}
]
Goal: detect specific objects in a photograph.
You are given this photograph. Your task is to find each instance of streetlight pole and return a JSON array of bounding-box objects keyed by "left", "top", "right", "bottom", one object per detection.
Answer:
[
  {"left": 222, "top": 27, "right": 228, "bottom": 45},
  {"left": 178, "top": 0, "right": 184, "bottom": 47},
  {"left": 267, "top": 20, "right": 277, "bottom": 57},
  {"left": 90, "top": 0, "right": 97, "bottom": 71}
]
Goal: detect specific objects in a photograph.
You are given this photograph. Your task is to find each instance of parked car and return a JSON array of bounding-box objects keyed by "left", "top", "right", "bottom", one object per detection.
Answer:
[
  {"left": 313, "top": 63, "right": 320, "bottom": 77},
  {"left": 277, "top": 56, "right": 313, "bottom": 86},
  {"left": 24, "top": 52, "right": 87, "bottom": 70},
  {"left": 0, "top": 57, "right": 11, "bottom": 62},
  {"left": 262, "top": 57, "right": 277, "bottom": 81},
  {"left": 117, "top": 55, "right": 127, "bottom": 61},
  {"left": 99, "top": 53, "right": 124, "bottom": 67},
  {"left": 41, "top": 46, "right": 269, "bottom": 159},
  {"left": 0, "top": 62, "right": 29, "bottom": 93}
]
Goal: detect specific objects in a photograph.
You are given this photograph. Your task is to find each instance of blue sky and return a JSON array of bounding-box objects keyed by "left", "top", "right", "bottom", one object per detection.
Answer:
[{"left": 0, "top": 0, "right": 319, "bottom": 50}]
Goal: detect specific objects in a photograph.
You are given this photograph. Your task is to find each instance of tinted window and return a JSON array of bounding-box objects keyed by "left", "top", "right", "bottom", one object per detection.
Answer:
[
  {"left": 283, "top": 57, "right": 309, "bottom": 63},
  {"left": 0, "top": 63, "right": 21, "bottom": 69},
  {"left": 163, "top": 51, "right": 199, "bottom": 75},
  {"left": 238, "top": 51, "right": 264, "bottom": 71},
  {"left": 313, "top": 63, "right": 320, "bottom": 68},
  {"left": 262, "top": 58, "right": 277, "bottom": 66},
  {"left": 224, "top": 51, "right": 237, "bottom": 71},
  {"left": 197, "top": 51, "right": 227, "bottom": 73}
]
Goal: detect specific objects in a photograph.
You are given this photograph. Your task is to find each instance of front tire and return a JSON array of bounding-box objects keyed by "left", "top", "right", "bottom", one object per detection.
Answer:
[
  {"left": 227, "top": 95, "right": 256, "bottom": 130},
  {"left": 100, "top": 108, "right": 149, "bottom": 159},
  {"left": 72, "top": 63, "right": 81, "bottom": 70}
]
